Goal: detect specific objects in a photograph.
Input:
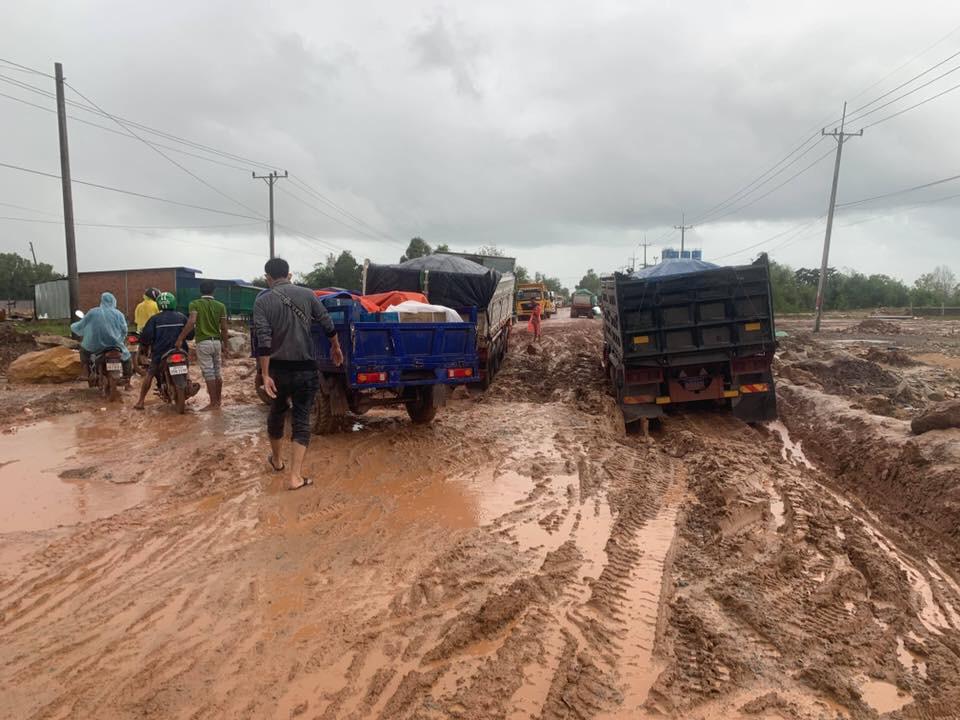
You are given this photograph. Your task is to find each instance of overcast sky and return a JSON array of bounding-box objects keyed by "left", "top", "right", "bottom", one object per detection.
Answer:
[{"left": 2, "top": 0, "right": 959, "bottom": 288}]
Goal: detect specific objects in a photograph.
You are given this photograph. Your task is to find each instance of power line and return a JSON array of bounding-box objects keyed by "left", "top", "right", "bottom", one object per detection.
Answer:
[
  {"left": 0, "top": 57, "right": 53, "bottom": 78},
  {"left": 699, "top": 143, "right": 835, "bottom": 226},
  {"left": 836, "top": 171, "right": 960, "bottom": 208},
  {"left": 847, "top": 48, "right": 960, "bottom": 118},
  {"left": 861, "top": 79, "right": 960, "bottom": 129},
  {"left": 690, "top": 131, "right": 823, "bottom": 224},
  {"left": 0, "top": 160, "right": 263, "bottom": 220},
  {"left": 0, "top": 90, "right": 255, "bottom": 173},
  {"left": 288, "top": 175, "right": 402, "bottom": 246},
  {"left": 0, "top": 215, "right": 262, "bottom": 230},
  {"left": 63, "top": 79, "right": 265, "bottom": 219},
  {"left": 711, "top": 215, "right": 825, "bottom": 262},
  {"left": 277, "top": 185, "right": 397, "bottom": 248},
  {"left": 846, "top": 60, "right": 960, "bottom": 124}
]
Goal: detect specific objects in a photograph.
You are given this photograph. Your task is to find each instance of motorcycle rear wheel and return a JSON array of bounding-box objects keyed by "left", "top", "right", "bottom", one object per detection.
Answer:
[{"left": 173, "top": 383, "right": 186, "bottom": 414}]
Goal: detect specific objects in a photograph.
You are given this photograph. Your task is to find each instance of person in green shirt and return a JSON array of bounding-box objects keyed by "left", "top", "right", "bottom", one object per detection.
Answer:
[{"left": 175, "top": 279, "right": 229, "bottom": 410}]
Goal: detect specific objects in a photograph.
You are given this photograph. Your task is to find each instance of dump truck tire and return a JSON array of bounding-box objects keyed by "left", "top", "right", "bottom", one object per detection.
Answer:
[
  {"left": 406, "top": 390, "right": 438, "bottom": 424},
  {"left": 313, "top": 389, "right": 337, "bottom": 435}
]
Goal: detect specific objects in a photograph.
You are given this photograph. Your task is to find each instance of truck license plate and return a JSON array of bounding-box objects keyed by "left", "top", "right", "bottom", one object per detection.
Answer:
[
  {"left": 106, "top": 362, "right": 122, "bottom": 372},
  {"left": 168, "top": 365, "right": 188, "bottom": 375}
]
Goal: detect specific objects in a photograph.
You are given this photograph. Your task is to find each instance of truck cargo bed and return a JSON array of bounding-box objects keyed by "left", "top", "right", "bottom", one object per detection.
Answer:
[{"left": 601, "top": 255, "right": 778, "bottom": 426}]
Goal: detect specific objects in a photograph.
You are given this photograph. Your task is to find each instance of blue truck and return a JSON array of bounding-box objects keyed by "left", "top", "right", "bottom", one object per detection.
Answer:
[{"left": 306, "top": 298, "right": 480, "bottom": 433}]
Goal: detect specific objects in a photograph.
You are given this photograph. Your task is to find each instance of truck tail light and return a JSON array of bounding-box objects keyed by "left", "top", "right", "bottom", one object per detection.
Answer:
[
  {"left": 357, "top": 372, "right": 387, "bottom": 384},
  {"left": 447, "top": 368, "right": 473, "bottom": 378}
]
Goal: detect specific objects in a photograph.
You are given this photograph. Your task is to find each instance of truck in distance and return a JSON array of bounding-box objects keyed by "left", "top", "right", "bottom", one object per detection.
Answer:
[
  {"left": 515, "top": 283, "right": 555, "bottom": 320},
  {"left": 601, "top": 254, "right": 778, "bottom": 431},
  {"left": 570, "top": 288, "right": 597, "bottom": 319}
]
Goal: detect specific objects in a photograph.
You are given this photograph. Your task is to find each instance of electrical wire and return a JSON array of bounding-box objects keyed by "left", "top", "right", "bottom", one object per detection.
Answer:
[
  {"left": 63, "top": 80, "right": 265, "bottom": 219},
  {"left": 0, "top": 160, "right": 263, "bottom": 220},
  {"left": 846, "top": 61, "right": 960, "bottom": 124},
  {"left": 0, "top": 57, "right": 53, "bottom": 78},
  {"left": 690, "top": 131, "right": 824, "bottom": 224},
  {"left": 699, "top": 143, "right": 835, "bottom": 226},
  {"left": 861, "top": 79, "right": 960, "bottom": 129},
  {"left": 0, "top": 215, "right": 262, "bottom": 230},
  {"left": 277, "top": 184, "right": 403, "bottom": 250},
  {"left": 847, "top": 48, "right": 960, "bottom": 118},
  {"left": 837, "top": 172, "right": 960, "bottom": 208},
  {"left": 288, "top": 175, "right": 402, "bottom": 246}
]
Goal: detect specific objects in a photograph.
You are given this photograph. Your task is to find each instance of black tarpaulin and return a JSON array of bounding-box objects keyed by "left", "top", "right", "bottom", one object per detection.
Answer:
[{"left": 365, "top": 254, "right": 504, "bottom": 308}]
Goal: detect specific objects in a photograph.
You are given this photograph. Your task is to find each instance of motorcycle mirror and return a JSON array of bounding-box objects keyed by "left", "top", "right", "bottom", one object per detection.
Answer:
[{"left": 74, "top": 309, "right": 85, "bottom": 319}]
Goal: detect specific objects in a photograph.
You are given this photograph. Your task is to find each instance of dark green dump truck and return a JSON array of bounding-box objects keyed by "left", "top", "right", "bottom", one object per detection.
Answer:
[{"left": 601, "top": 254, "right": 777, "bottom": 429}]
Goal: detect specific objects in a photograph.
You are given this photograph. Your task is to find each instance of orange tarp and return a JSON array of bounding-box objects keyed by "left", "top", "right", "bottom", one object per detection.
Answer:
[{"left": 314, "top": 289, "right": 428, "bottom": 314}]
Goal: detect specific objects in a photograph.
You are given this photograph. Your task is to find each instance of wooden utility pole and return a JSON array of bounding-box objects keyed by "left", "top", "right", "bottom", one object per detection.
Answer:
[
  {"left": 814, "top": 102, "right": 863, "bottom": 333},
  {"left": 674, "top": 212, "right": 693, "bottom": 255},
  {"left": 54, "top": 62, "right": 79, "bottom": 318},
  {"left": 252, "top": 170, "right": 288, "bottom": 258}
]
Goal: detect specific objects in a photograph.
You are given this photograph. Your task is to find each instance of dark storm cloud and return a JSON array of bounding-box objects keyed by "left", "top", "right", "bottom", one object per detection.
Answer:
[{"left": 0, "top": 0, "right": 958, "bottom": 284}]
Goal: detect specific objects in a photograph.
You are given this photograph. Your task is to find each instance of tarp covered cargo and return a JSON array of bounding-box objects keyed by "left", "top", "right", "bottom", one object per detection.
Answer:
[
  {"left": 364, "top": 254, "right": 504, "bottom": 309},
  {"left": 630, "top": 258, "right": 718, "bottom": 280}
]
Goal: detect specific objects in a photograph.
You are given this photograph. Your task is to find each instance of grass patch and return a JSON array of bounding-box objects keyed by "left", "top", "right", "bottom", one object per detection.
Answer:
[{"left": 13, "top": 320, "right": 72, "bottom": 337}]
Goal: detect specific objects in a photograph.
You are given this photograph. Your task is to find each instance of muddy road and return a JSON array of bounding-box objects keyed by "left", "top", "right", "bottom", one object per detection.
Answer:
[{"left": 2, "top": 312, "right": 960, "bottom": 719}]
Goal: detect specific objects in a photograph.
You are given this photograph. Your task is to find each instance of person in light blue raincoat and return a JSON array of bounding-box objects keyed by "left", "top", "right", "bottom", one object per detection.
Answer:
[{"left": 71, "top": 292, "right": 131, "bottom": 378}]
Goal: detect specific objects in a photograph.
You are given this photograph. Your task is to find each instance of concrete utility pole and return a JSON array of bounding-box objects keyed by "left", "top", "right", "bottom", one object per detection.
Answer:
[
  {"left": 252, "top": 170, "right": 288, "bottom": 258},
  {"left": 640, "top": 236, "right": 651, "bottom": 268},
  {"left": 28, "top": 241, "right": 38, "bottom": 266},
  {"left": 54, "top": 62, "right": 79, "bottom": 319},
  {"left": 674, "top": 212, "right": 693, "bottom": 255},
  {"left": 814, "top": 102, "right": 863, "bottom": 333}
]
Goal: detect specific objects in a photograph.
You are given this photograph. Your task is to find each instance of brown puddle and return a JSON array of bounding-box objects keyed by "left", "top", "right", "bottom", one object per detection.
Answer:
[
  {"left": 858, "top": 677, "right": 912, "bottom": 715},
  {"left": 0, "top": 414, "right": 154, "bottom": 533}
]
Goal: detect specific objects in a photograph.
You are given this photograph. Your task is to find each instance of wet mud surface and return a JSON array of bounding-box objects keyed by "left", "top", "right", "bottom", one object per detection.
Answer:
[{"left": 1, "top": 311, "right": 960, "bottom": 719}]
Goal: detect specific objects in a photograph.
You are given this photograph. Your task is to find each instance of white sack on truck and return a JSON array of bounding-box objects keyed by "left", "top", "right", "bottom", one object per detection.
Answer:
[{"left": 384, "top": 300, "right": 463, "bottom": 323}]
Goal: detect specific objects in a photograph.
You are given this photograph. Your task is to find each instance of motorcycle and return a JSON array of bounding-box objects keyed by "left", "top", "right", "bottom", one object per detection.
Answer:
[
  {"left": 73, "top": 310, "right": 127, "bottom": 401},
  {"left": 126, "top": 330, "right": 149, "bottom": 376},
  {"left": 86, "top": 347, "right": 126, "bottom": 401},
  {"left": 155, "top": 347, "right": 194, "bottom": 414}
]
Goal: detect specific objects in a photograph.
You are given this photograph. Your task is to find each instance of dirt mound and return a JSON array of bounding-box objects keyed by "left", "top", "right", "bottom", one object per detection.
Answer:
[
  {"left": 0, "top": 323, "right": 37, "bottom": 375},
  {"left": 847, "top": 318, "right": 902, "bottom": 335},
  {"left": 863, "top": 347, "right": 918, "bottom": 367},
  {"left": 791, "top": 355, "right": 899, "bottom": 395},
  {"left": 911, "top": 399, "right": 960, "bottom": 434}
]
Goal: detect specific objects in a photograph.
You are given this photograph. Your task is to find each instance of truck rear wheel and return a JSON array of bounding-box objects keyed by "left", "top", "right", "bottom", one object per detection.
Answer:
[
  {"left": 406, "top": 390, "right": 438, "bottom": 424},
  {"left": 313, "top": 389, "right": 337, "bottom": 434}
]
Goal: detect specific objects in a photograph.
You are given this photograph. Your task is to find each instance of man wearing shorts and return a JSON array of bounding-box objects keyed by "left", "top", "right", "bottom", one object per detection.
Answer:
[{"left": 176, "top": 279, "right": 229, "bottom": 411}]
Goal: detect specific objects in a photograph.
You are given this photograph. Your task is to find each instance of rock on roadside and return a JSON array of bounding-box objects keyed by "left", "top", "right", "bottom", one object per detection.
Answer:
[
  {"left": 8, "top": 346, "right": 81, "bottom": 383},
  {"left": 34, "top": 334, "right": 81, "bottom": 350},
  {"left": 911, "top": 399, "right": 960, "bottom": 434},
  {"left": 227, "top": 329, "right": 249, "bottom": 356}
]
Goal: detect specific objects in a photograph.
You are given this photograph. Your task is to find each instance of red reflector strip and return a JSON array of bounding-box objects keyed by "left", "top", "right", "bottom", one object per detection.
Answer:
[
  {"left": 169, "top": 354, "right": 186, "bottom": 363},
  {"left": 740, "top": 383, "right": 769, "bottom": 394},
  {"left": 623, "top": 395, "right": 655, "bottom": 405},
  {"left": 357, "top": 372, "right": 387, "bottom": 384},
  {"left": 447, "top": 368, "right": 473, "bottom": 378}
]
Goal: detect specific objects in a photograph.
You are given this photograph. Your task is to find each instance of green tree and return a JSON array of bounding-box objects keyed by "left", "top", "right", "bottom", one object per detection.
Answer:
[
  {"left": 0, "top": 252, "right": 63, "bottom": 300},
  {"left": 578, "top": 269, "right": 601, "bottom": 295},
  {"left": 514, "top": 265, "right": 530, "bottom": 283},
  {"left": 914, "top": 265, "right": 957, "bottom": 306},
  {"left": 301, "top": 251, "right": 362, "bottom": 290},
  {"left": 476, "top": 245, "right": 504, "bottom": 257},
  {"left": 249, "top": 275, "right": 269, "bottom": 288},
  {"left": 434, "top": 243, "right": 450, "bottom": 253},
  {"left": 400, "top": 237, "right": 431, "bottom": 262},
  {"left": 331, "top": 251, "right": 362, "bottom": 290},
  {"left": 535, "top": 272, "right": 569, "bottom": 300}
]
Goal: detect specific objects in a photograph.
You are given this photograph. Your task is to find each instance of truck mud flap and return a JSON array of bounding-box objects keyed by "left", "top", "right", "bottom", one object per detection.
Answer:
[
  {"left": 732, "top": 390, "right": 778, "bottom": 423},
  {"left": 319, "top": 374, "right": 350, "bottom": 415}
]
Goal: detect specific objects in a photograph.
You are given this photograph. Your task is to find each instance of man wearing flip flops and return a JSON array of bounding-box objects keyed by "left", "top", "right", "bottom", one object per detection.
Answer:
[{"left": 253, "top": 258, "right": 344, "bottom": 490}]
